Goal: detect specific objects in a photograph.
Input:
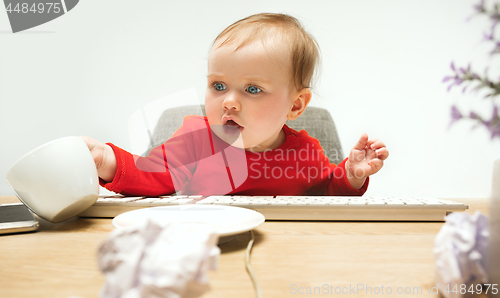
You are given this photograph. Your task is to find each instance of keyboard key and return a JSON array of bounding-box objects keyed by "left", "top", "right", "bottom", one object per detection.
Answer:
[
  {"left": 420, "top": 200, "right": 444, "bottom": 206},
  {"left": 196, "top": 198, "right": 218, "bottom": 204},
  {"left": 309, "top": 201, "right": 331, "bottom": 206},
  {"left": 385, "top": 200, "right": 406, "bottom": 206},
  {"left": 168, "top": 198, "right": 194, "bottom": 205},
  {"left": 348, "top": 201, "right": 367, "bottom": 206},
  {"left": 403, "top": 201, "right": 425, "bottom": 206},
  {"left": 231, "top": 201, "right": 251, "bottom": 206},
  {"left": 437, "top": 199, "right": 465, "bottom": 206},
  {"left": 151, "top": 198, "right": 179, "bottom": 205},
  {"left": 188, "top": 195, "right": 204, "bottom": 199},
  {"left": 270, "top": 201, "right": 291, "bottom": 206},
  {"left": 290, "top": 201, "right": 308, "bottom": 206},
  {"left": 99, "top": 194, "right": 125, "bottom": 199},
  {"left": 95, "top": 199, "right": 116, "bottom": 204},
  {"left": 95, "top": 197, "right": 145, "bottom": 204},
  {"left": 135, "top": 198, "right": 161, "bottom": 203},
  {"left": 367, "top": 201, "right": 386, "bottom": 206}
]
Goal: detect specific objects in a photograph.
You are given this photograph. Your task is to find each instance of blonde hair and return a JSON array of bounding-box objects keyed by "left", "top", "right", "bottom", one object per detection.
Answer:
[{"left": 212, "top": 13, "right": 320, "bottom": 91}]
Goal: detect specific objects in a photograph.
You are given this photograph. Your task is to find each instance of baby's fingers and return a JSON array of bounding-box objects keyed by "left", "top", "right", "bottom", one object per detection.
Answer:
[
  {"left": 368, "top": 139, "right": 385, "bottom": 150},
  {"left": 353, "top": 133, "right": 369, "bottom": 151},
  {"left": 368, "top": 158, "right": 384, "bottom": 174},
  {"left": 80, "top": 136, "right": 93, "bottom": 149},
  {"left": 367, "top": 139, "right": 388, "bottom": 160},
  {"left": 80, "top": 135, "right": 102, "bottom": 151},
  {"left": 80, "top": 136, "right": 104, "bottom": 168},
  {"left": 375, "top": 147, "right": 389, "bottom": 161}
]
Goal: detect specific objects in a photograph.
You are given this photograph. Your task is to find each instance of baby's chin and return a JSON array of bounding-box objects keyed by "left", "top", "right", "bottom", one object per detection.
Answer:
[{"left": 210, "top": 124, "right": 246, "bottom": 148}]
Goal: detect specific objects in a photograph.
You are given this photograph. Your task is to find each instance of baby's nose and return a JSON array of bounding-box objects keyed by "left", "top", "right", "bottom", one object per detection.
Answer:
[{"left": 222, "top": 93, "right": 241, "bottom": 111}]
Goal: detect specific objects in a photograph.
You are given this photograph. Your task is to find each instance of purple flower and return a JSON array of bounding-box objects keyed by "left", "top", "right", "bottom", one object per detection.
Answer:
[
  {"left": 489, "top": 126, "right": 500, "bottom": 138},
  {"left": 452, "top": 106, "right": 462, "bottom": 120},
  {"left": 491, "top": 41, "right": 500, "bottom": 55},
  {"left": 473, "top": 0, "right": 485, "bottom": 12},
  {"left": 449, "top": 106, "right": 463, "bottom": 128},
  {"left": 468, "top": 0, "right": 486, "bottom": 21},
  {"left": 483, "top": 31, "right": 494, "bottom": 41},
  {"left": 487, "top": 105, "right": 500, "bottom": 139},
  {"left": 467, "top": 105, "right": 500, "bottom": 139},
  {"left": 442, "top": 76, "right": 455, "bottom": 83},
  {"left": 445, "top": 0, "right": 500, "bottom": 141},
  {"left": 470, "top": 111, "right": 480, "bottom": 119},
  {"left": 447, "top": 78, "right": 464, "bottom": 92},
  {"left": 489, "top": 121, "right": 500, "bottom": 139}
]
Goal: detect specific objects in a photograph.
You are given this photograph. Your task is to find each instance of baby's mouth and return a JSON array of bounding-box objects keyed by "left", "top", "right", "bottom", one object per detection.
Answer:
[
  {"left": 224, "top": 119, "right": 242, "bottom": 128},
  {"left": 222, "top": 118, "right": 244, "bottom": 135}
]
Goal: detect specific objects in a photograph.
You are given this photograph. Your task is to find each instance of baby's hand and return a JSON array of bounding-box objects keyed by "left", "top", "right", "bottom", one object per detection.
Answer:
[
  {"left": 345, "top": 133, "right": 389, "bottom": 189},
  {"left": 80, "top": 136, "right": 117, "bottom": 182}
]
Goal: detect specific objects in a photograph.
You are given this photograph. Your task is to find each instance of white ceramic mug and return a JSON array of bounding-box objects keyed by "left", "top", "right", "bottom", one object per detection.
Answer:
[{"left": 6, "top": 136, "right": 99, "bottom": 223}]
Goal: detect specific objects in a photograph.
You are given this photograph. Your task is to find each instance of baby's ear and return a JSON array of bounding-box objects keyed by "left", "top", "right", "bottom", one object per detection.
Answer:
[{"left": 287, "top": 88, "right": 312, "bottom": 120}]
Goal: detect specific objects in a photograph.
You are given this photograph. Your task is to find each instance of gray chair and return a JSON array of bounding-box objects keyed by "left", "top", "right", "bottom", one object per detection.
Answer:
[{"left": 146, "top": 105, "right": 344, "bottom": 165}]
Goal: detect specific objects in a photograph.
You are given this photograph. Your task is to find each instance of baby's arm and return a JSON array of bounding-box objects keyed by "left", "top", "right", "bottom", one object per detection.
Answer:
[
  {"left": 80, "top": 136, "right": 117, "bottom": 182},
  {"left": 345, "top": 133, "right": 389, "bottom": 190}
]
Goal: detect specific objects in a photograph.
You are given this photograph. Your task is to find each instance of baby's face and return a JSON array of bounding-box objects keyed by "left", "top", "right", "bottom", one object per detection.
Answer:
[{"left": 205, "top": 39, "right": 296, "bottom": 152}]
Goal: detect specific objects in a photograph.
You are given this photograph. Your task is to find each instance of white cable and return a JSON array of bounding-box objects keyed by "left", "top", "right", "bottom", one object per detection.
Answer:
[{"left": 245, "top": 230, "right": 262, "bottom": 298}]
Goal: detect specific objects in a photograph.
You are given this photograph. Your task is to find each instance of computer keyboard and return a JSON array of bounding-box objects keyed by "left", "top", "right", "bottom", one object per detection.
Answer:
[{"left": 78, "top": 195, "right": 469, "bottom": 221}]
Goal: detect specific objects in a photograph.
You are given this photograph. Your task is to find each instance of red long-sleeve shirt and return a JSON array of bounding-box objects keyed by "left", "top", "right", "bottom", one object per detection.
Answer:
[{"left": 101, "top": 115, "right": 368, "bottom": 196}]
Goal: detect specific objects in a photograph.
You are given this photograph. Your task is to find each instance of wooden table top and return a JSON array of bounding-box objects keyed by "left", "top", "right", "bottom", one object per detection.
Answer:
[{"left": 0, "top": 196, "right": 491, "bottom": 298}]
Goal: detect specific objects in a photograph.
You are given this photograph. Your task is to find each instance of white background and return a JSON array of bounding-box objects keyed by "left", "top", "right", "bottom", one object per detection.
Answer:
[{"left": 1, "top": 0, "right": 499, "bottom": 198}]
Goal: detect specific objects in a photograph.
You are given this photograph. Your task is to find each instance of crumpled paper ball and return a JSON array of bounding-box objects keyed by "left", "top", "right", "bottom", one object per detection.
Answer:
[
  {"left": 434, "top": 211, "right": 489, "bottom": 297},
  {"left": 97, "top": 219, "right": 220, "bottom": 298}
]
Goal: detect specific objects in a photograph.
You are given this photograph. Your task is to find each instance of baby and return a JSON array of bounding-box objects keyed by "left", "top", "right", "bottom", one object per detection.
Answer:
[{"left": 82, "top": 13, "right": 388, "bottom": 196}]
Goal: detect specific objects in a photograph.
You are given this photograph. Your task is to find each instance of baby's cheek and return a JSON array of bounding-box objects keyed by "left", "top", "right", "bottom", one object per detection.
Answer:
[{"left": 204, "top": 106, "right": 219, "bottom": 124}]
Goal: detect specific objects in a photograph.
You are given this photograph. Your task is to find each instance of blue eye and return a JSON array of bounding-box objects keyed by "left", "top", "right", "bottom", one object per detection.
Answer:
[
  {"left": 246, "top": 86, "right": 261, "bottom": 94},
  {"left": 214, "top": 83, "right": 226, "bottom": 91}
]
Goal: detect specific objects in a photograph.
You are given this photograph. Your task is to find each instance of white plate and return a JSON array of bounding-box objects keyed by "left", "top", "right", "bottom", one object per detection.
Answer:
[{"left": 112, "top": 205, "right": 265, "bottom": 237}]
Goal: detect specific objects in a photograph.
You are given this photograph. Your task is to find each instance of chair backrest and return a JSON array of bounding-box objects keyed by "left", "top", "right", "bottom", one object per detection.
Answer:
[
  {"left": 148, "top": 105, "right": 344, "bottom": 164},
  {"left": 285, "top": 106, "right": 344, "bottom": 165}
]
